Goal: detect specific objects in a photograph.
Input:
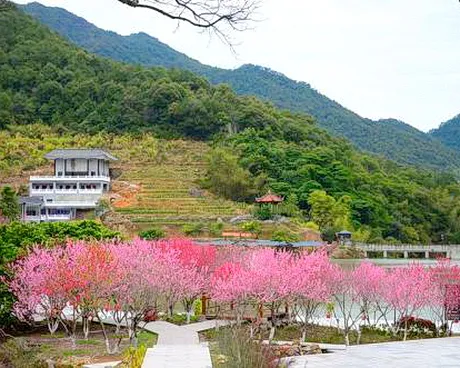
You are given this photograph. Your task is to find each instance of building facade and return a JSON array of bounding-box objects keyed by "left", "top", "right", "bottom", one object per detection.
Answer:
[{"left": 20, "top": 149, "right": 117, "bottom": 222}]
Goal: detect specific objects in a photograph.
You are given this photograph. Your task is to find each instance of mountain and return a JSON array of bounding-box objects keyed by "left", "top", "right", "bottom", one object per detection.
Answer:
[
  {"left": 4, "top": 2, "right": 460, "bottom": 244},
  {"left": 21, "top": 2, "right": 460, "bottom": 172},
  {"left": 429, "top": 114, "right": 460, "bottom": 151}
]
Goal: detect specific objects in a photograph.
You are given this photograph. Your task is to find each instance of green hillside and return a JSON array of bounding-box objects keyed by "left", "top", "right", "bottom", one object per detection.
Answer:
[
  {"left": 430, "top": 114, "right": 460, "bottom": 151},
  {"left": 21, "top": 1, "right": 460, "bottom": 172},
  {"left": 3, "top": 3, "right": 460, "bottom": 244}
]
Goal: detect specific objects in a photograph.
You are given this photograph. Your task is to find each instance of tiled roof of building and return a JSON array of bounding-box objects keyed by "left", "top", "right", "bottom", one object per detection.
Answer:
[
  {"left": 44, "top": 149, "right": 118, "bottom": 161},
  {"left": 255, "top": 191, "right": 284, "bottom": 203}
]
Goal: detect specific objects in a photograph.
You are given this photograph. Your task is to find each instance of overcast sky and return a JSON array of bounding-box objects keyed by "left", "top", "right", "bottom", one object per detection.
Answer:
[{"left": 17, "top": 0, "right": 460, "bottom": 132}]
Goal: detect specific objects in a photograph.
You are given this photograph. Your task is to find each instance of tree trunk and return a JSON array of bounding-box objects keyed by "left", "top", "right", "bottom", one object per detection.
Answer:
[
  {"left": 82, "top": 317, "right": 90, "bottom": 340},
  {"left": 47, "top": 318, "right": 59, "bottom": 335},
  {"left": 269, "top": 326, "right": 275, "bottom": 342},
  {"left": 69, "top": 334, "right": 77, "bottom": 350},
  {"left": 403, "top": 319, "right": 408, "bottom": 341},
  {"left": 128, "top": 316, "right": 139, "bottom": 347},
  {"left": 344, "top": 331, "right": 350, "bottom": 347},
  {"left": 356, "top": 326, "right": 362, "bottom": 345},
  {"left": 301, "top": 328, "right": 307, "bottom": 343}
]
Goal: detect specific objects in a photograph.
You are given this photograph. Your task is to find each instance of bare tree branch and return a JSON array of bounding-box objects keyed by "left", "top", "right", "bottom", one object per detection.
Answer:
[{"left": 116, "top": 0, "right": 260, "bottom": 44}]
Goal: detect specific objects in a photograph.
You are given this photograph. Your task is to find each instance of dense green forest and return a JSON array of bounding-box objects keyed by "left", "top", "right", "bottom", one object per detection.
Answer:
[
  {"left": 22, "top": 2, "right": 460, "bottom": 172},
  {"left": 2, "top": 4, "right": 460, "bottom": 244},
  {"left": 430, "top": 114, "right": 460, "bottom": 151}
]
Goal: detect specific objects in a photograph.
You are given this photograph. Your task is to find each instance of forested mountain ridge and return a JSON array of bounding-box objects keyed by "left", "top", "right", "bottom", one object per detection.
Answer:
[
  {"left": 3, "top": 3, "right": 460, "bottom": 244},
  {"left": 21, "top": 1, "right": 460, "bottom": 172},
  {"left": 430, "top": 114, "right": 460, "bottom": 152}
]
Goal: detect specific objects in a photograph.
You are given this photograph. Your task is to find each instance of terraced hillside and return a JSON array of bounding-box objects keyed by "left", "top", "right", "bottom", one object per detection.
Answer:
[{"left": 112, "top": 140, "right": 248, "bottom": 231}]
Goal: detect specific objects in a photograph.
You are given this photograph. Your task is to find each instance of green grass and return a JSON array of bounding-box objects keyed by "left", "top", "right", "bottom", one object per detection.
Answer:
[
  {"left": 39, "top": 332, "right": 66, "bottom": 339},
  {"left": 201, "top": 324, "right": 435, "bottom": 346},
  {"left": 76, "top": 339, "right": 102, "bottom": 345},
  {"left": 137, "top": 331, "right": 158, "bottom": 347},
  {"left": 61, "top": 349, "right": 88, "bottom": 356}
]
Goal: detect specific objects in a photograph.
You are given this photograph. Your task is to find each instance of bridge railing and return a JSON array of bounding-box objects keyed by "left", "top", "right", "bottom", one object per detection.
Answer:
[{"left": 355, "top": 243, "right": 458, "bottom": 252}]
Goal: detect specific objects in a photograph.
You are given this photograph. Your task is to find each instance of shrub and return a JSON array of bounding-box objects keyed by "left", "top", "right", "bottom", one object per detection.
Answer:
[
  {"left": 253, "top": 205, "right": 273, "bottom": 220},
  {"left": 139, "top": 228, "right": 165, "bottom": 240},
  {"left": 122, "top": 344, "right": 147, "bottom": 368},
  {"left": 271, "top": 230, "right": 300, "bottom": 243},
  {"left": 0, "top": 338, "right": 47, "bottom": 368},
  {"left": 241, "top": 221, "right": 262, "bottom": 238},
  {"left": 209, "top": 222, "right": 224, "bottom": 237},
  {"left": 182, "top": 223, "right": 204, "bottom": 236},
  {"left": 214, "top": 327, "right": 280, "bottom": 368},
  {"left": 398, "top": 316, "right": 436, "bottom": 336},
  {"left": 193, "top": 299, "right": 202, "bottom": 316}
]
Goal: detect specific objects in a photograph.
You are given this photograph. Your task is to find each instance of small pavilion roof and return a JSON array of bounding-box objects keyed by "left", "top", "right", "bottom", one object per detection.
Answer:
[
  {"left": 255, "top": 191, "right": 284, "bottom": 203},
  {"left": 44, "top": 149, "right": 118, "bottom": 161},
  {"left": 337, "top": 230, "right": 352, "bottom": 236}
]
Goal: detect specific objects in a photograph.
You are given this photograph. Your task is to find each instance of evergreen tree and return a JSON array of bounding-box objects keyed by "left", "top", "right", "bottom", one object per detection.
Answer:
[{"left": 0, "top": 186, "right": 20, "bottom": 222}]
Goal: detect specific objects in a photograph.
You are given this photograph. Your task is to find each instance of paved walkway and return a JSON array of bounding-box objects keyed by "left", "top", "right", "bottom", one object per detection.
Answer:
[
  {"left": 141, "top": 320, "right": 231, "bottom": 368},
  {"left": 288, "top": 337, "right": 460, "bottom": 368}
]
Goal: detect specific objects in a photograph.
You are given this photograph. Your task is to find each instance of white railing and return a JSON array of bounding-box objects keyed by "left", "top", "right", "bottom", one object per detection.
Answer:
[
  {"left": 30, "top": 175, "right": 110, "bottom": 181},
  {"left": 30, "top": 189, "right": 103, "bottom": 195}
]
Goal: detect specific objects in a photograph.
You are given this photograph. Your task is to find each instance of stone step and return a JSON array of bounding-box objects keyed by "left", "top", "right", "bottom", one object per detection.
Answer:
[{"left": 141, "top": 344, "right": 212, "bottom": 368}]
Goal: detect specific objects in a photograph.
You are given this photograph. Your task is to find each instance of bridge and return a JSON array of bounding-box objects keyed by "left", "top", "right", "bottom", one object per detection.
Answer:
[{"left": 356, "top": 243, "right": 460, "bottom": 260}]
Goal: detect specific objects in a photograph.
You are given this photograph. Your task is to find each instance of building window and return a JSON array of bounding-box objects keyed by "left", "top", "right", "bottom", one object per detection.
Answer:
[
  {"left": 50, "top": 208, "right": 71, "bottom": 216},
  {"left": 26, "top": 208, "right": 38, "bottom": 216}
]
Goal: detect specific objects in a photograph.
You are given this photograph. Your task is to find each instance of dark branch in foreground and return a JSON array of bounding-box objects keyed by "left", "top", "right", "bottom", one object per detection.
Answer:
[{"left": 116, "top": 0, "right": 259, "bottom": 44}]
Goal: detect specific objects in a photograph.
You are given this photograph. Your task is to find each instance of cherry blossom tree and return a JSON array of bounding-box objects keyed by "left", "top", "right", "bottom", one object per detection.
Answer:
[
  {"left": 292, "top": 251, "right": 334, "bottom": 342},
  {"left": 246, "top": 248, "right": 296, "bottom": 340},
  {"left": 112, "top": 239, "right": 164, "bottom": 346},
  {"left": 8, "top": 246, "right": 64, "bottom": 335},
  {"left": 429, "top": 260, "right": 460, "bottom": 335},
  {"left": 211, "top": 261, "right": 250, "bottom": 324},
  {"left": 381, "top": 263, "right": 432, "bottom": 340},
  {"left": 329, "top": 264, "right": 368, "bottom": 346}
]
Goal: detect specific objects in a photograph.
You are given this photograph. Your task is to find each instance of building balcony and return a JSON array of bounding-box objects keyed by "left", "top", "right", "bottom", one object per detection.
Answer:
[
  {"left": 23, "top": 214, "right": 73, "bottom": 222},
  {"left": 30, "top": 175, "right": 110, "bottom": 182},
  {"left": 30, "top": 188, "right": 104, "bottom": 196},
  {"left": 43, "top": 201, "right": 99, "bottom": 209}
]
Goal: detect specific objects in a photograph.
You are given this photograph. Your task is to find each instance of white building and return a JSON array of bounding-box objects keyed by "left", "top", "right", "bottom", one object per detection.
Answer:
[{"left": 20, "top": 149, "right": 118, "bottom": 222}]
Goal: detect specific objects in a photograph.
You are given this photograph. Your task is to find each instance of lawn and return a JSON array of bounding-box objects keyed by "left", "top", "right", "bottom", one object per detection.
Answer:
[{"left": 0, "top": 324, "right": 157, "bottom": 368}]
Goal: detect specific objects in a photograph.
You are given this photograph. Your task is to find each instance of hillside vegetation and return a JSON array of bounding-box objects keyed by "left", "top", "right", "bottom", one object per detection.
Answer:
[
  {"left": 430, "top": 114, "right": 460, "bottom": 152},
  {"left": 21, "top": 1, "right": 460, "bottom": 172},
  {"left": 114, "top": 140, "right": 247, "bottom": 229},
  {"left": 2, "top": 4, "right": 460, "bottom": 244}
]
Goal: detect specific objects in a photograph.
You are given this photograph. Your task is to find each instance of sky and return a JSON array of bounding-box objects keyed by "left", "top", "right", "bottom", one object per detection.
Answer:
[{"left": 16, "top": 0, "right": 460, "bottom": 132}]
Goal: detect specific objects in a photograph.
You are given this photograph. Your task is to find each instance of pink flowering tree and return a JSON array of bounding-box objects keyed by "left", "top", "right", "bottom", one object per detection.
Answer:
[
  {"left": 246, "top": 248, "right": 297, "bottom": 340},
  {"left": 347, "top": 261, "right": 388, "bottom": 344},
  {"left": 428, "top": 260, "right": 460, "bottom": 335},
  {"left": 292, "top": 251, "right": 334, "bottom": 342},
  {"left": 155, "top": 239, "right": 216, "bottom": 322},
  {"left": 211, "top": 261, "right": 250, "bottom": 325},
  {"left": 329, "top": 262, "right": 377, "bottom": 346},
  {"left": 8, "top": 246, "right": 65, "bottom": 335},
  {"left": 112, "top": 239, "right": 164, "bottom": 346},
  {"left": 381, "top": 263, "right": 432, "bottom": 340}
]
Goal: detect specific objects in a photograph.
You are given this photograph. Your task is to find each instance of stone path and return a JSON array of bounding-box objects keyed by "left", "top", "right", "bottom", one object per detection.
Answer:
[
  {"left": 288, "top": 337, "right": 460, "bottom": 368},
  {"left": 140, "top": 320, "right": 231, "bottom": 368}
]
